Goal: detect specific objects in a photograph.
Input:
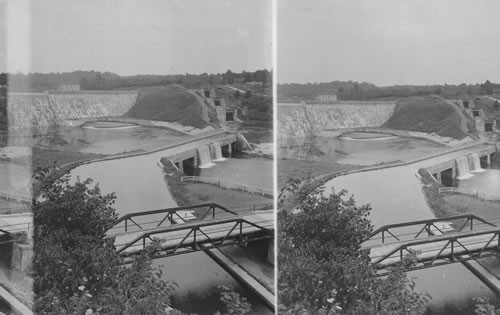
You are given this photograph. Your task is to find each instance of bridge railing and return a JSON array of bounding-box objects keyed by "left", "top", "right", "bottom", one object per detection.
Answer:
[
  {"left": 180, "top": 176, "right": 273, "bottom": 198},
  {"left": 115, "top": 215, "right": 273, "bottom": 260},
  {"left": 0, "top": 191, "right": 31, "bottom": 203},
  {"left": 370, "top": 226, "right": 500, "bottom": 274},
  {"left": 368, "top": 214, "right": 495, "bottom": 245},
  {"left": 0, "top": 206, "right": 32, "bottom": 215},
  {"left": 0, "top": 221, "right": 32, "bottom": 236},
  {"left": 439, "top": 187, "right": 500, "bottom": 201},
  {"left": 109, "top": 203, "right": 238, "bottom": 234}
]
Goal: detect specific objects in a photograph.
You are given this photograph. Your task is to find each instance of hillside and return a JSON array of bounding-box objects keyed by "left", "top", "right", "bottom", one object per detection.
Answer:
[
  {"left": 382, "top": 96, "right": 475, "bottom": 140},
  {"left": 126, "top": 85, "right": 211, "bottom": 129}
]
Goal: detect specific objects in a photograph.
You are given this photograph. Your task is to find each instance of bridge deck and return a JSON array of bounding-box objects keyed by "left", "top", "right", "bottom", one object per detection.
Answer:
[
  {"left": 367, "top": 229, "right": 500, "bottom": 268},
  {"left": 0, "top": 213, "right": 32, "bottom": 235},
  {"left": 113, "top": 211, "right": 273, "bottom": 255}
]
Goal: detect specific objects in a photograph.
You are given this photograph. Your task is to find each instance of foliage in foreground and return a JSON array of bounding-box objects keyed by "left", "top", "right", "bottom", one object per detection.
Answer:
[
  {"left": 33, "top": 176, "right": 252, "bottom": 315},
  {"left": 33, "top": 176, "right": 176, "bottom": 314},
  {"left": 278, "top": 186, "right": 430, "bottom": 314}
]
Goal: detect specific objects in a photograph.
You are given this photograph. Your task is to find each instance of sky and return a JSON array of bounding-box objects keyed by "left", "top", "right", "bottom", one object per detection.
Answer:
[
  {"left": 278, "top": 0, "right": 500, "bottom": 86},
  {"left": 4, "top": 0, "right": 272, "bottom": 75}
]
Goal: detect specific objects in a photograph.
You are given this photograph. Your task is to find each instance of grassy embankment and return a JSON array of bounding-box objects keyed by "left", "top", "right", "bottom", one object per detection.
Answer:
[
  {"left": 278, "top": 159, "right": 360, "bottom": 189},
  {"left": 126, "top": 85, "right": 211, "bottom": 129},
  {"left": 32, "top": 147, "right": 103, "bottom": 170},
  {"left": 160, "top": 158, "right": 271, "bottom": 217},
  {"left": 382, "top": 96, "right": 476, "bottom": 139}
]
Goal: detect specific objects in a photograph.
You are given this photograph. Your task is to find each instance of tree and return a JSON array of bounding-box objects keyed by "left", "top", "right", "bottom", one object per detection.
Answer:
[
  {"left": 224, "top": 70, "right": 235, "bottom": 85},
  {"left": 33, "top": 176, "right": 254, "bottom": 315},
  {"left": 278, "top": 186, "right": 429, "bottom": 314},
  {"left": 33, "top": 176, "right": 177, "bottom": 314}
]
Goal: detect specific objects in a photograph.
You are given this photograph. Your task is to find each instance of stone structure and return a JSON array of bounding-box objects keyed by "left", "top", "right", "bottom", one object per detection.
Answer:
[
  {"left": 193, "top": 89, "right": 239, "bottom": 123},
  {"left": 7, "top": 91, "right": 138, "bottom": 129},
  {"left": 58, "top": 83, "right": 80, "bottom": 91},
  {"left": 315, "top": 94, "right": 337, "bottom": 103},
  {"left": 278, "top": 101, "right": 396, "bottom": 140}
]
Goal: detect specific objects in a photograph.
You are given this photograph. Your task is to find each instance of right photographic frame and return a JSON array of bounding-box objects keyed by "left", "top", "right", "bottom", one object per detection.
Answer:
[{"left": 276, "top": 0, "right": 500, "bottom": 314}]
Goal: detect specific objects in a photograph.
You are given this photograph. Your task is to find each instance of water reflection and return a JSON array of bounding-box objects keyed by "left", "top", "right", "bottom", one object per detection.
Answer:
[
  {"left": 280, "top": 134, "right": 444, "bottom": 165},
  {"left": 8, "top": 124, "right": 185, "bottom": 155}
]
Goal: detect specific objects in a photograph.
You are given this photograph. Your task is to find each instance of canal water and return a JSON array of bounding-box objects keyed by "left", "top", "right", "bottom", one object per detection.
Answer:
[
  {"left": 68, "top": 129, "right": 272, "bottom": 314},
  {"left": 280, "top": 133, "right": 444, "bottom": 166},
  {"left": 7, "top": 123, "right": 186, "bottom": 155},
  {"left": 317, "top": 139, "right": 500, "bottom": 313},
  {"left": 453, "top": 159, "right": 500, "bottom": 197}
]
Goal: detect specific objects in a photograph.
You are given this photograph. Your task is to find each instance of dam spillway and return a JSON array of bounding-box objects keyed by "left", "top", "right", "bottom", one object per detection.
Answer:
[
  {"left": 469, "top": 152, "right": 483, "bottom": 173},
  {"left": 197, "top": 145, "right": 215, "bottom": 168},
  {"left": 7, "top": 91, "right": 138, "bottom": 129},
  {"left": 456, "top": 156, "right": 472, "bottom": 179},
  {"left": 210, "top": 142, "right": 226, "bottom": 162}
]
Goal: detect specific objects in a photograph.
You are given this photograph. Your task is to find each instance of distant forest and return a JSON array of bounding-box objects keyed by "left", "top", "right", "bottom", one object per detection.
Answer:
[
  {"left": 278, "top": 80, "right": 500, "bottom": 101},
  {"left": 2, "top": 69, "right": 272, "bottom": 92}
]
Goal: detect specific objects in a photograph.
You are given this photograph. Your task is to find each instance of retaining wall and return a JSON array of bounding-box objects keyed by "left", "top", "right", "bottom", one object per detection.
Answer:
[
  {"left": 8, "top": 91, "right": 138, "bottom": 129},
  {"left": 278, "top": 102, "right": 396, "bottom": 140}
]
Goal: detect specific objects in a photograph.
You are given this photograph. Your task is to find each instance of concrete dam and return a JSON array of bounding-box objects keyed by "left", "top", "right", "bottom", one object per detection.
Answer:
[
  {"left": 7, "top": 91, "right": 138, "bottom": 129},
  {"left": 278, "top": 101, "right": 396, "bottom": 140}
]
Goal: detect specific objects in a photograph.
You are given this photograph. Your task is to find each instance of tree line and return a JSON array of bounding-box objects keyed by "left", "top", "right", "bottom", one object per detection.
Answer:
[
  {"left": 2, "top": 69, "right": 272, "bottom": 92},
  {"left": 278, "top": 80, "right": 500, "bottom": 101}
]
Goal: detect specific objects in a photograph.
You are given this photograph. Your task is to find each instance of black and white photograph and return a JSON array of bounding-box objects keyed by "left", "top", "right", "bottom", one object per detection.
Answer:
[
  {"left": 2, "top": 0, "right": 500, "bottom": 314},
  {"left": 1, "top": 0, "right": 273, "bottom": 314},
  {"left": 277, "top": 0, "right": 500, "bottom": 314}
]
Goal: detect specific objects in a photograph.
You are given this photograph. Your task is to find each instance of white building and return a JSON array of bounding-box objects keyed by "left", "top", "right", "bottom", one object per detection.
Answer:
[
  {"left": 315, "top": 94, "right": 337, "bottom": 103},
  {"left": 58, "top": 83, "right": 80, "bottom": 91}
]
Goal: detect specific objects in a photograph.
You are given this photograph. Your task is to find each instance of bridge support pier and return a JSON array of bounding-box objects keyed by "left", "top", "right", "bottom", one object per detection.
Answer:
[
  {"left": 486, "top": 154, "right": 491, "bottom": 167},
  {"left": 177, "top": 161, "right": 184, "bottom": 174},
  {"left": 435, "top": 172, "right": 442, "bottom": 184},
  {"left": 11, "top": 241, "right": 32, "bottom": 272},
  {"left": 267, "top": 239, "right": 274, "bottom": 265},
  {"left": 227, "top": 143, "right": 232, "bottom": 157},
  {"left": 193, "top": 155, "right": 198, "bottom": 168},
  {"left": 452, "top": 167, "right": 456, "bottom": 180}
]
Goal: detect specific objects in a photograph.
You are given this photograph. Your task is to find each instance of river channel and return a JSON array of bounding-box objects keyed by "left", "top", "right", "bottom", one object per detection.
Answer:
[
  {"left": 66, "top": 124, "right": 272, "bottom": 314},
  {"left": 281, "top": 132, "right": 500, "bottom": 314}
]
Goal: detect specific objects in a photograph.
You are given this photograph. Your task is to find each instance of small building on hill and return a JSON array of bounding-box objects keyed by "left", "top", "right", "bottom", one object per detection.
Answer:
[
  {"left": 58, "top": 83, "right": 80, "bottom": 91},
  {"left": 315, "top": 94, "right": 337, "bottom": 103}
]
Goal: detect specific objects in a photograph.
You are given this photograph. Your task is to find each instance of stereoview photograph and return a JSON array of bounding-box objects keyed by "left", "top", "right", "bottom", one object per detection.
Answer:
[
  {"left": 277, "top": 1, "right": 500, "bottom": 314},
  {"left": 0, "top": 0, "right": 273, "bottom": 314}
]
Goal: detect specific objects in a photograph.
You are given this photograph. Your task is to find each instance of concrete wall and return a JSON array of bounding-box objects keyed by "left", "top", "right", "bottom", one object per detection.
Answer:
[
  {"left": 278, "top": 102, "right": 396, "bottom": 140},
  {"left": 8, "top": 91, "right": 138, "bottom": 129},
  {"left": 8, "top": 93, "right": 56, "bottom": 129}
]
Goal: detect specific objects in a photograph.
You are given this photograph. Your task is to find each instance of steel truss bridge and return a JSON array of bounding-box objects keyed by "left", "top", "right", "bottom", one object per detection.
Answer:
[
  {"left": 364, "top": 214, "right": 500, "bottom": 275},
  {"left": 107, "top": 203, "right": 274, "bottom": 262}
]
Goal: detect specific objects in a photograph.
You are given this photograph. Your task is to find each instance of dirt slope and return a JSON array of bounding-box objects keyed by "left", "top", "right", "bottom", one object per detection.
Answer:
[
  {"left": 382, "top": 96, "right": 475, "bottom": 139},
  {"left": 126, "top": 85, "right": 211, "bottom": 129}
]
